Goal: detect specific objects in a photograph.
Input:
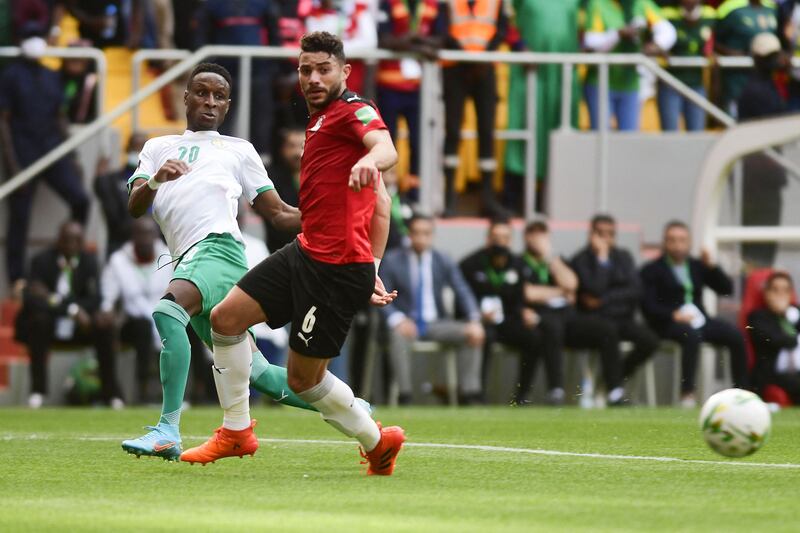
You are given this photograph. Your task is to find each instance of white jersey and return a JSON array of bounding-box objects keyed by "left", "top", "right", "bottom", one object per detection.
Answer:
[{"left": 129, "top": 130, "right": 274, "bottom": 257}]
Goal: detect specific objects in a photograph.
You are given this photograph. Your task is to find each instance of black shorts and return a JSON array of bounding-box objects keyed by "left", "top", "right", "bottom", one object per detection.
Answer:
[{"left": 237, "top": 240, "right": 375, "bottom": 358}]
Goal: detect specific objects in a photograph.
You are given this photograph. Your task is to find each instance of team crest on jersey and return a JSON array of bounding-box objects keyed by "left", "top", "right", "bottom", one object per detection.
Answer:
[
  {"left": 309, "top": 115, "right": 325, "bottom": 133},
  {"left": 211, "top": 139, "right": 227, "bottom": 148}
]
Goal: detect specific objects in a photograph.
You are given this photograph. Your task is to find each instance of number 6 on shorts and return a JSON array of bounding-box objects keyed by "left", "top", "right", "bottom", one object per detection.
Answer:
[{"left": 302, "top": 306, "right": 317, "bottom": 334}]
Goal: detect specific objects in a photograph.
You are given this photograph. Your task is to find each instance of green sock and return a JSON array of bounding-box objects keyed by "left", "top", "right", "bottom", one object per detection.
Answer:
[
  {"left": 152, "top": 300, "right": 192, "bottom": 427},
  {"left": 250, "top": 350, "right": 317, "bottom": 412}
]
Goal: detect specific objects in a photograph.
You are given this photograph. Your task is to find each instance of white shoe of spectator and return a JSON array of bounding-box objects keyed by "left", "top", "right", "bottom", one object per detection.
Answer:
[
  {"left": 28, "top": 393, "right": 43, "bottom": 409},
  {"left": 110, "top": 397, "right": 125, "bottom": 410}
]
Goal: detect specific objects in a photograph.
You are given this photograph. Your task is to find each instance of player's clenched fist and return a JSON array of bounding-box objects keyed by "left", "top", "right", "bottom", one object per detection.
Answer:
[
  {"left": 349, "top": 157, "right": 379, "bottom": 192},
  {"left": 154, "top": 159, "right": 190, "bottom": 183}
]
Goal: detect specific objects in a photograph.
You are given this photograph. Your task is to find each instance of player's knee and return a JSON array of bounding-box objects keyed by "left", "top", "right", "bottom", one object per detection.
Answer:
[
  {"left": 287, "top": 372, "right": 318, "bottom": 394},
  {"left": 209, "top": 304, "right": 245, "bottom": 336}
]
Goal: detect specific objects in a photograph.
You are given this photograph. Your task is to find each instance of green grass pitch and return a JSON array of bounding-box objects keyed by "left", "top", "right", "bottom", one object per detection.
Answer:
[{"left": 1, "top": 406, "right": 798, "bottom": 532}]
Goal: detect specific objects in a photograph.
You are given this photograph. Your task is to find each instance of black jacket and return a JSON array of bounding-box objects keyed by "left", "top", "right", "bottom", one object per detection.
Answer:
[
  {"left": 263, "top": 161, "right": 299, "bottom": 254},
  {"left": 460, "top": 248, "right": 524, "bottom": 326},
  {"left": 571, "top": 246, "right": 640, "bottom": 320},
  {"left": 639, "top": 255, "right": 733, "bottom": 330},
  {"left": 747, "top": 308, "right": 800, "bottom": 387}
]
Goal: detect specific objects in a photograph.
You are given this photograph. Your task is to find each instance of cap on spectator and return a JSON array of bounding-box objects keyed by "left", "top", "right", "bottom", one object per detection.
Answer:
[{"left": 751, "top": 32, "right": 781, "bottom": 57}]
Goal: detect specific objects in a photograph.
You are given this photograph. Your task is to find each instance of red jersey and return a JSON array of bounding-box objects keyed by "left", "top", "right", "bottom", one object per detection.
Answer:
[{"left": 297, "top": 90, "right": 388, "bottom": 265}]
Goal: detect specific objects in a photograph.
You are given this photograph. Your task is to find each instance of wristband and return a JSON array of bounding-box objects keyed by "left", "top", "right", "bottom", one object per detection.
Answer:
[
  {"left": 146, "top": 176, "right": 161, "bottom": 190},
  {"left": 373, "top": 257, "right": 382, "bottom": 271}
]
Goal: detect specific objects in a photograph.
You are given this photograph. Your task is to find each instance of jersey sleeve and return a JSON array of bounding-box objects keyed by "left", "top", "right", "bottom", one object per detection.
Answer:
[
  {"left": 345, "top": 102, "right": 388, "bottom": 142},
  {"left": 239, "top": 142, "right": 275, "bottom": 204},
  {"left": 126, "top": 138, "right": 160, "bottom": 194}
]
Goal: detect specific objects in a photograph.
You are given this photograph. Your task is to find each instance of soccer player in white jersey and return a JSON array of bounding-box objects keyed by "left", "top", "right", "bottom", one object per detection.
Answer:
[{"left": 121, "top": 63, "right": 323, "bottom": 460}]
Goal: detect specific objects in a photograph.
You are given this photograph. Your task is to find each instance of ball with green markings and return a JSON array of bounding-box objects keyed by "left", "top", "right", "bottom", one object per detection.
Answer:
[{"left": 699, "top": 388, "right": 771, "bottom": 458}]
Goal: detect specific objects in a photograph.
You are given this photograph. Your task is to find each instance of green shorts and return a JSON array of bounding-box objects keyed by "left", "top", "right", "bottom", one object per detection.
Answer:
[{"left": 171, "top": 233, "right": 248, "bottom": 347}]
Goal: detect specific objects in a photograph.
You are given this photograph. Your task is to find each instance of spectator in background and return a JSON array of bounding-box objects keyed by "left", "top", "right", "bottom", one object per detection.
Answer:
[
  {"left": 460, "top": 218, "right": 550, "bottom": 405},
  {"left": 95, "top": 217, "right": 171, "bottom": 403},
  {"left": 658, "top": 0, "right": 716, "bottom": 131},
  {"left": 196, "top": 0, "right": 283, "bottom": 159},
  {"left": 380, "top": 214, "right": 485, "bottom": 405},
  {"left": 305, "top": 0, "right": 378, "bottom": 94},
  {"left": 522, "top": 220, "right": 626, "bottom": 406},
  {"left": 439, "top": 0, "right": 508, "bottom": 217},
  {"left": 747, "top": 271, "right": 800, "bottom": 403},
  {"left": 64, "top": 0, "right": 127, "bottom": 48},
  {"left": 738, "top": 32, "right": 788, "bottom": 268},
  {"left": 384, "top": 166, "right": 413, "bottom": 251},
  {"left": 14, "top": 221, "right": 123, "bottom": 409},
  {"left": 0, "top": 22, "right": 89, "bottom": 284},
  {"left": 61, "top": 39, "right": 100, "bottom": 124},
  {"left": 14, "top": 0, "right": 66, "bottom": 44},
  {"left": 262, "top": 128, "right": 302, "bottom": 253},
  {"left": 583, "top": 0, "right": 676, "bottom": 131},
  {"left": 505, "top": 0, "right": 580, "bottom": 213},
  {"left": 715, "top": 0, "right": 780, "bottom": 112},
  {"left": 376, "top": 0, "right": 441, "bottom": 202},
  {"left": 640, "top": 220, "right": 749, "bottom": 407},
  {"left": 94, "top": 132, "right": 148, "bottom": 256},
  {"left": 571, "top": 214, "right": 659, "bottom": 381}
]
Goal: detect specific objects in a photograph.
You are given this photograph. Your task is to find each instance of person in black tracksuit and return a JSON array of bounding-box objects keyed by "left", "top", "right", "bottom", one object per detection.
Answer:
[
  {"left": 746, "top": 271, "right": 800, "bottom": 404},
  {"left": 521, "top": 220, "right": 625, "bottom": 406},
  {"left": 640, "top": 220, "right": 748, "bottom": 405},
  {"left": 570, "top": 214, "right": 659, "bottom": 380},
  {"left": 459, "top": 217, "right": 554, "bottom": 404}
]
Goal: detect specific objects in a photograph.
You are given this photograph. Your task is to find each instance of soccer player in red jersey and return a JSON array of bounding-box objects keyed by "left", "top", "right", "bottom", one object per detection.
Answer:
[{"left": 182, "top": 32, "right": 406, "bottom": 475}]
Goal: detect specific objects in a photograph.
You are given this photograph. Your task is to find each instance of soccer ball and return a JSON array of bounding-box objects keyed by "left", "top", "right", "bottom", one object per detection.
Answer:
[{"left": 699, "top": 388, "right": 771, "bottom": 458}]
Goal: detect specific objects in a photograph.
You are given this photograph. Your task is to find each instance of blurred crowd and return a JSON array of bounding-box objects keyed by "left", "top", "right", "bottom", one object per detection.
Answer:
[{"left": 3, "top": 0, "right": 800, "bottom": 409}]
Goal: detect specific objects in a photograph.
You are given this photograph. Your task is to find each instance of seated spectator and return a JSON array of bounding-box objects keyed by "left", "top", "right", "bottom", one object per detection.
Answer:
[
  {"left": 94, "top": 132, "right": 149, "bottom": 256},
  {"left": 64, "top": 0, "right": 128, "bottom": 48},
  {"left": 380, "top": 214, "right": 485, "bottom": 405},
  {"left": 571, "top": 214, "right": 659, "bottom": 381},
  {"left": 640, "top": 220, "right": 748, "bottom": 407},
  {"left": 60, "top": 39, "right": 99, "bottom": 124},
  {"left": 263, "top": 128, "right": 303, "bottom": 253},
  {"left": 459, "top": 217, "right": 549, "bottom": 404},
  {"left": 95, "top": 217, "right": 171, "bottom": 403},
  {"left": 746, "top": 271, "right": 800, "bottom": 403},
  {"left": 522, "top": 220, "right": 625, "bottom": 406},
  {"left": 14, "top": 221, "right": 123, "bottom": 409}
]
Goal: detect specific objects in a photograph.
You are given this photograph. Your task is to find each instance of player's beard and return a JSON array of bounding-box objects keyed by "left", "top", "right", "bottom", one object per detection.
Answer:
[{"left": 308, "top": 80, "right": 344, "bottom": 112}]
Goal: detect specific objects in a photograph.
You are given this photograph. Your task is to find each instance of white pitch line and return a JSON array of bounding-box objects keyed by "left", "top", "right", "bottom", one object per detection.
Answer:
[{"left": 3, "top": 433, "right": 800, "bottom": 470}]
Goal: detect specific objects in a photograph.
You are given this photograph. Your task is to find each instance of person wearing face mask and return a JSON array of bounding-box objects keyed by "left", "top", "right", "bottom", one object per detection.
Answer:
[
  {"left": 747, "top": 271, "right": 800, "bottom": 404},
  {"left": 0, "top": 21, "right": 90, "bottom": 284},
  {"left": 658, "top": 0, "right": 716, "bottom": 131},
  {"left": 639, "top": 220, "right": 749, "bottom": 407},
  {"left": 737, "top": 32, "right": 788, "bottom": 268},
  {"left": 94, "top": 131, "right": 149, "bottom": 257},
  {"left": 459, "top": 217, "right": 556, "bottom": 405}
]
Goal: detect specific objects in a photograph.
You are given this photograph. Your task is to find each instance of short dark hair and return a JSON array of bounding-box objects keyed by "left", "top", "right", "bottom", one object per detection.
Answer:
[
  {"left": 489, "top": 215, "right": 511, "bottom": 230},
  {"left": 591, "top": 213, "right": 616, "bottom": 230},
  {"left": 300, "top": 31, "right": 346, "bottom": 64},
  {"left": 766, "top": 271, "right": 794, "bottom": 290},
  {"left": 525, "top": 220, "right": 549, "bottom": 234},
  {"left": 187, "top": 62, "right": 233, "bottom": 90},
  {"left": 408, "top": 212, "right": 434, "bottom": 230},
  {"left": 664, "top": 219, "right": 689, "bottom": 234}
]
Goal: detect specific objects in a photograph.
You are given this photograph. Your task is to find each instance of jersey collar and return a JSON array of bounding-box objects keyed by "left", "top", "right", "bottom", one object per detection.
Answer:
[{"left": 183, "top": 129, "right": 221, "bottom": 136}]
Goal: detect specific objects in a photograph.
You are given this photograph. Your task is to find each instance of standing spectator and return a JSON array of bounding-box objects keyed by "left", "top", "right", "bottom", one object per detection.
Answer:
[
  {"left": 94, "top": 132, "right": 149, "bottom": 257},
  {"left": 505, "top": 0, "right": 580, "bottom": 213},
  {"left": 14, "top": 221, "right": 123, "bottom": 409},
  {"left": 196, "top": 0, "right": 283, "bottom": 158},
  {"left": 747, "top": 271, "right": 800, "bottom": 403},
  {"left": 305, "top": 0, "right": 378, "bottom": 94},
  {"left": 640, "top": 220, "right": 749, "bottom": 407},
  {"left": 571, "top": 214, "right": 660, "bottom": 380},
  {"left": 380, "top": 214, "right": 485, "bottom": 405},
  {"left": 738, "top": 32, "right": 788, "bottom": 268},
  {"left": 439, "top": 0, "right": 508, "bottom": 217},
  {"left": 60, "top": 39, "right": 100, "bottom": 124},
  {"left": 376, "top": 0, "right": 441, "bottom": 201},
  {"left": 522, "top": 220, "right": 626, "bottom": 406},
  {"left": 658, "top": 0, "right": 716, "bottom": 131},
  {"left": 583, "top": 0, "right": 677, "bottom": 131},
  {"left": 262, "top": 128, "right": 303, "bottom": 253},
  {"left": 0, "top": 22, "right": 89, "bottom": 284},
  {"left": 64, "top": 0, "right": 127, "bottom": 48},
  {"left": 95, "top": 217, "right": 172, "bottom": 403},
  {"left": 715, "top": 0, "right": 780, "bottom": 112},
  {"left": 460, "top": 218, "right": 554, "bottom": 404}
]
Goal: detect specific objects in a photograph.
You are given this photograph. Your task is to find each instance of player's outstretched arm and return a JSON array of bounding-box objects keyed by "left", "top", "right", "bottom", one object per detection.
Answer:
[
  {"left": 128, "top": 159, "right": 189, "bottom": 217},
  {"left": 369, "top": 177, "right": 397, "bottom": 307},
  {"left": 252, "top": 189, "right": 302, "bottom": 233},
  {"left": 349, "top": 129, "right": 398, "bottom": 192}
]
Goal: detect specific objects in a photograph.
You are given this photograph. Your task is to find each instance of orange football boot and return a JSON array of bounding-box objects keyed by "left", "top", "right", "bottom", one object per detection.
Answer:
[
  {"left": 180, "top": 419, "right": 259, "bottom": 465},
  {"left": 360, "top": 422, "right": 406, "bottom": 476}
]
